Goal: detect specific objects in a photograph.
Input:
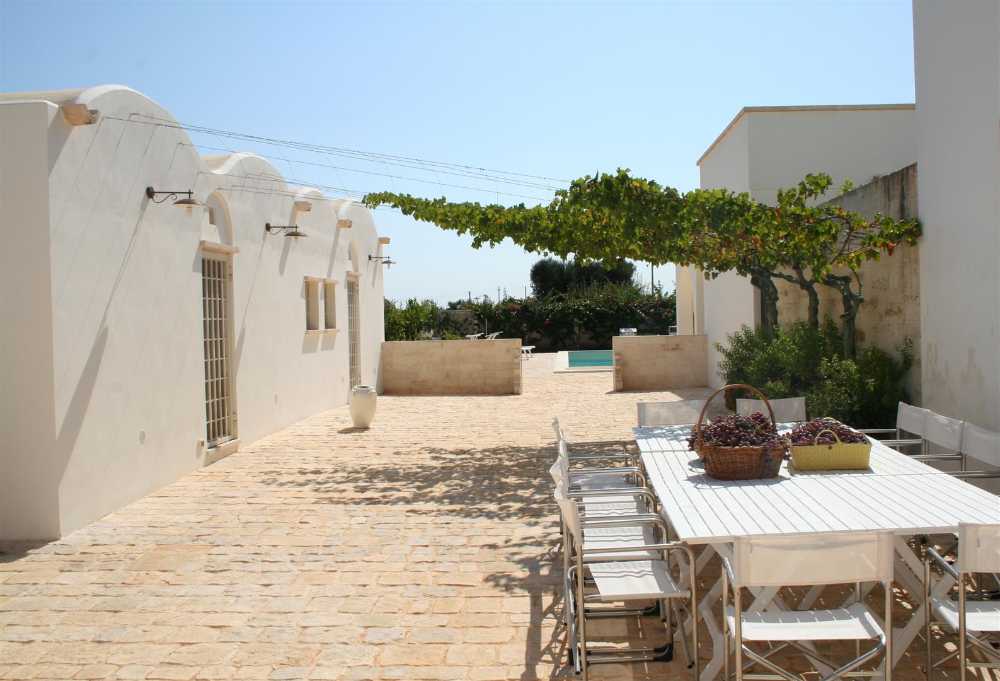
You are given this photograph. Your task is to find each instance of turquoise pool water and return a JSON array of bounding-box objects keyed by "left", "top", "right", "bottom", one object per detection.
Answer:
[{"left": 568, "top": 350, "right": 613, "bottom": 368}]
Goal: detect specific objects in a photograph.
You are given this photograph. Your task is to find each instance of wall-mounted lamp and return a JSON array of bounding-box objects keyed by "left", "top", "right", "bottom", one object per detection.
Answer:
[
  {"left": 145, "top": 186, "right": 201, "bottom": 207},
  {"left": 265, "top": 223, "right": 307, "bottom": 238},
  {"left": 369, "top": 254, "right": 396, "bottom": 269}
]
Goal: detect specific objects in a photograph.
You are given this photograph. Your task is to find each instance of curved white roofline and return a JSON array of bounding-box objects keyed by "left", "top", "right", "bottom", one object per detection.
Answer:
[{"left": 0, "top": 84, "right": 381, "bottom": 237}]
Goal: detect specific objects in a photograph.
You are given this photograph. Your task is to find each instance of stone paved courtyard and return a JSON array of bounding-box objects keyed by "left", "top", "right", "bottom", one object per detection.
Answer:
[
  {"left": 0, "top": 354, "right": 714, "bottom": 681},
  {"left": 0, "top": 354, "right": 982, "bottom": 681}
]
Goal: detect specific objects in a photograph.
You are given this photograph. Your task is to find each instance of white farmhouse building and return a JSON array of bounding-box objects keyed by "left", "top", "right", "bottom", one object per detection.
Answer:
[
  {"left": 0, "top": 85, "right": 387, "bottom": 541},
  {"left": 679, "top": 0, "right": 1000, "bottom": 434},
  {"left": 678, "top": 104, "right": 916, "bottom": 387}
]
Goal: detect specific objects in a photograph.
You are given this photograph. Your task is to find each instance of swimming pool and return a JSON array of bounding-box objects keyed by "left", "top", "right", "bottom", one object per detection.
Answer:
[{"left": 567, "top": 349, "right": 613, "bottom": 368}]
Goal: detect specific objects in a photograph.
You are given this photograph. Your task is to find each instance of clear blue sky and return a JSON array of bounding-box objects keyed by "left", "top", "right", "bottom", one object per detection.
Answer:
[{"left": 0, "top": 0, "right": 915, "bottom": 304}]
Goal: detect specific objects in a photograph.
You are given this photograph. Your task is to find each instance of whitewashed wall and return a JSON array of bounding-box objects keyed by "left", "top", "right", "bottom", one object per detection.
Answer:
[
  {"left": 0, "top": 86, "right": 386, "bottom": 540},
  {"left": 697, "top": 115, "right": 756, "bottom": 383},
  {"left": 914, "top": 0, "right": 1000, "bottom": 430},
  {"left": 694, "top": 105, "right": 917, "bottom": 386}
]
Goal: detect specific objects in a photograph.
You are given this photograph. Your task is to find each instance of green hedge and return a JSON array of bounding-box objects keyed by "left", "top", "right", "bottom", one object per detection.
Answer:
[
  {"left": 385, "top": 283, "right": 676, "bottom": 351},
  {"left": 716, "top": 321, "right": 913, "bottom": 428}
]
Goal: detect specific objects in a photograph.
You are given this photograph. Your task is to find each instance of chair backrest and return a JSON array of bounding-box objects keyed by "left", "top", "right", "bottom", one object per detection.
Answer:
[
  {"left": 556, "top": 495, "right": 583, "bottom": 549},
  {"left": 637, "top": 400, "right": 707, "bottom": 427},
  {"left": 731, "top": 532, "right": 894, "bottom": 588},
  {"left": 736, "top": 397, "right": 806, "bottom": 423},
  {"left": 923, "top": 411, "right": 964, "bottom": 451},
  {"left": 958, "top": 523, "right": 1000, "bottom": 573},
  {"left": 549, "top": 461, "right": 569, "bottom": 501},
  {"left": 961, "top": 423, "right": 1000, "bottom": 468},
  {"left": 550, "top": 441, "right": 570, "bottom": 484},
  {"left": 548, "top": 457, "right": 564, "bottom": 486},
  {"left": 896, "top": 402, "right": 930, "bottom": 436},
  {"left": 552, "top": 417, "right": 564, "bottom": 443}
]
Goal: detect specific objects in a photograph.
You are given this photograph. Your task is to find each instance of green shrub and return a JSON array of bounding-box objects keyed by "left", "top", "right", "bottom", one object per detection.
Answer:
[
  {"left": 458, "top": 282, "right": 675, "bottom": 351},
  {"left": 385, "top": 283, "right": 676, "bottom": 350},
  {"left": 717, "top": 320, "right": 841, "bottom": 399},
  {"left": 806, "top": 356, "right": 867, "bottom": 425},
  {"left": 717, "top": 322, "right": 912, "bottom": 427}
]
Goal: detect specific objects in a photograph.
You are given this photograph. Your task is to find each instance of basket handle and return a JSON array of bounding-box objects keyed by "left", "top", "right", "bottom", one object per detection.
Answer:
[
  {"left": 694, "top": 383, "right": 777, "bottom": 448},
  {"left": 813, "top": 428, "right": 842, "bottom": 447}
]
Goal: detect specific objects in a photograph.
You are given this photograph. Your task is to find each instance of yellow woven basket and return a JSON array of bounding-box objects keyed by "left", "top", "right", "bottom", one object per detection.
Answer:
[{"left": 790, "top": 428, "right": 872, "bottom": 471}]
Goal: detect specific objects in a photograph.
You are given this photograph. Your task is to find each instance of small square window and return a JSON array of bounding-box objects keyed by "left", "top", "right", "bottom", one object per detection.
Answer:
[
  {"left": 323, "top": 281, "right": 337, "bottom": 330},
  {"left": 305, "top": 279, "right": 320, "bottom": 331}
]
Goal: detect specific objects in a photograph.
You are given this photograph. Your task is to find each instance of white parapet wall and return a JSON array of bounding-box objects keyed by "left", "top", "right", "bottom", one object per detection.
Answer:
[
  {"left": 381, "top": 339, "right": 522, "bottom": 395},
  {"left": 612, "top": 335, "right": 709, "bottom": 391}
]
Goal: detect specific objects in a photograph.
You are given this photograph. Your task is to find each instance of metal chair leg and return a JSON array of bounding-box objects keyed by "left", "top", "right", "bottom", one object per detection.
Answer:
[
  {"left": 884, "top": 578, "right": 893, "bottom": 681},
  {"left": 576, "top": 562, "right": 589, "bottom": 681},
  {"left": 959, "top": 573, "right": 967, "bottom": 681},
  {"left": 734, "top": 586, "right": 744, "bottom": 681},
  {"left": 925, "top": 554, "right": 932, "bottom": 680},
  {"left": 690, "top": 553, "right": 699, "bottom": 681}
]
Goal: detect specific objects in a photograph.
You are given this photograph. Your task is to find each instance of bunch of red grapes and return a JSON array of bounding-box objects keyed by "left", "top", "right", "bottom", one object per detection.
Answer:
[
  {"left": 789, "top": 417, "right": 867, "bottom": 445},
  {"left": 689, "top": 412, "right": 783, "bottom": 449}
]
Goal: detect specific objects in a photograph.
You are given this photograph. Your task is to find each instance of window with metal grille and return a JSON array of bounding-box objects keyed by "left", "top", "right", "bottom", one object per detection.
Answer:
[
  {"left": 323, "top": 281, "right": 337, "bottom": 330},
  {"left": 201, "top": 255, "right": 234, "bottom": 447},
  {"left": 347, "top": 277, "right": 361, "bottom": 387},
  {"left": 305, "top": 279, "right": 320, "bottom": 331}
]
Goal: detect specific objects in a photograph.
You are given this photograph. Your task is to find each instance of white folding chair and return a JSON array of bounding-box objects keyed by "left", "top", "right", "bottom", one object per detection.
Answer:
[
  {"left": 552, "top": 416, "right": 638, "bottom": 466},
  {"left": 556, "top": 490, "right": 697, "bottom": 680},
  {"left": 550, "top": 451, "right": 659, "bottom": 626},
  {"left": 912, "top": 411, "right": 966, "bottom": 470},
  {"left": 736, "top": 396, "right": 806, "bottom": 423},
  {"left": 552, "top": 439, "right": 645, "bottom": 493},
  {"left": 861, "top": 402, "right": 928, "bottom": 454},
  {"left": 954, "top": 423, "right": 1000, "bottom": 481},
  {"left": 484, "top": 331, "right": 501, "bottom": 340},
  {"left": 637, "top": 400, "right": 708, "bottom": 427},
  {"left": 722, "top": 532, "right": 895, "bottom": 681},
  {"left": 549, "top": 443, "right": 654, "bottom": 516},
  {"left": 924, "top": 523, "right": 1000, "bottom": 680}
]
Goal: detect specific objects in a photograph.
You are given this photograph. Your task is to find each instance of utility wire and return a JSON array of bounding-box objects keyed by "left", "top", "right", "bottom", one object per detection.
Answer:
[
  {"left": 105, "top": 114, "right": 569, "bottom": 190},
  {"left": 188, "top": 142, "right": 551, "bottom": 202}
]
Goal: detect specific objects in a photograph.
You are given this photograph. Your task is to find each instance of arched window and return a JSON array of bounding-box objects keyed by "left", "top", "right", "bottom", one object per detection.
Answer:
[{"left": 203, "top": 192, "right": 234, "bottom": 245}]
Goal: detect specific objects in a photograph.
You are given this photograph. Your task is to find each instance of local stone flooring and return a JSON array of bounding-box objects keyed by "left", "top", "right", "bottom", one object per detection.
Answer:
[
  {"left": 0, "top": 355, "right": 987, "bottom": 680},
  {"left": 0, "top": 355, "right": 703, "bottom": 680}
]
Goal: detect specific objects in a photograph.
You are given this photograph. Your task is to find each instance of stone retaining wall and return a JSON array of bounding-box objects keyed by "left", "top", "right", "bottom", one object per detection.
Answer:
[
  {"left": 613, "top": 335, "right": 709, "bottom": 391},
  {"left": 380, "top": 339, "right": 522, "bottom": 395}
]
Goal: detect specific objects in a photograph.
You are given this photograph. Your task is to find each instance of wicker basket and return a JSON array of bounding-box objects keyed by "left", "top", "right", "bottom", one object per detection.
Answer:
[
  {"left": 693, "top": 384, "right": 788, "bottom": 481},
  {"left": 790, "top": 427, "right": 872, "bottom": 471}
]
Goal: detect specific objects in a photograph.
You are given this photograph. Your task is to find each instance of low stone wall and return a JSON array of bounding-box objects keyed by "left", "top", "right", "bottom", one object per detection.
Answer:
[
  {"left": 613, "top": 335, "right": 709, "bottom": 391},
  {"left": 380, "top": 339, "right": 522, "bottom": 395}
]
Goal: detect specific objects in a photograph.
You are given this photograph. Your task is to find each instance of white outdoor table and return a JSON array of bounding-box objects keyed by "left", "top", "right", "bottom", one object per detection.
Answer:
[{"left": 635, "top": 424, "right": 1000, "bottom": 681}]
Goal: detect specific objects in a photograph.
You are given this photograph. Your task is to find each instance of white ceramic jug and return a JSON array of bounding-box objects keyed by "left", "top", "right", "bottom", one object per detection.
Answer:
[{"left": 350, "top": 385, "right": 377, "bottom": 428}]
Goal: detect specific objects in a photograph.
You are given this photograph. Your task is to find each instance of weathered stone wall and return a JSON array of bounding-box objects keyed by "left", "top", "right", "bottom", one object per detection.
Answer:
[
  {"left": 613, "top": 335, "right": 709, "bottom": 391},
  {"left": 776, "top": 164, "right": 921, "bottom": 401},
  {"left": 381, "top": 339, "right": 522, "bottom": 395}
]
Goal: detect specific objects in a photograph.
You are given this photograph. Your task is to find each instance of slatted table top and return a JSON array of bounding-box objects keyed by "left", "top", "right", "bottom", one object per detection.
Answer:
[{"left": 635, "top": 425, "right": 1000, "bottom": 544}]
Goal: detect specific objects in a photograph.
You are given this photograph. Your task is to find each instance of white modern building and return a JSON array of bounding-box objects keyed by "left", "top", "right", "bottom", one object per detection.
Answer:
[
  {"left": 0, "top": 85, "right": 387, "bottom": 540},
  {"left": 913, "top": 0, "right": 1000, "bottom": 432},
  {"left": 679, "top": 0, "right": 1000, "bottom": 434},
  {"left": 679, "top": 104, "right": 917, "bottom": 386}
]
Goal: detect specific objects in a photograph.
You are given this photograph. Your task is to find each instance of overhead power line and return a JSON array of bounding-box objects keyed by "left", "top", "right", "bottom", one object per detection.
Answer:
[
  {"left": 187, "top": 142, "right": 552, "bottom": 202},
  {"left": 105, "top": 114, "right": 570, "bottom": 191}
]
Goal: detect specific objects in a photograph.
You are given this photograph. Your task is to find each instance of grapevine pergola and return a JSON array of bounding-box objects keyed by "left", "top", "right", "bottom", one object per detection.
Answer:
[{"left": 364, "top": 169, "right": 920, "bottom": 356}]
